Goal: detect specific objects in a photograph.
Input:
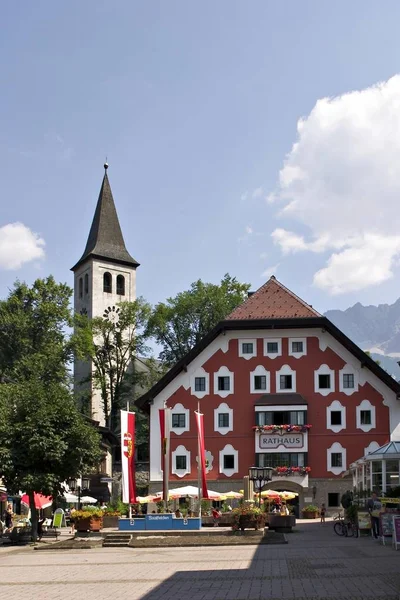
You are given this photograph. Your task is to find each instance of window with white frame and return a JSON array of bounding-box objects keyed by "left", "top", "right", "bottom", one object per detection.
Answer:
[
  {"left": 356, "top": 399, "right": 376, "bottom": 433},
  {"left": 314, "top": 365, "right": 335, "bottom": 396},
  {"left": 214, "top": 367, "right": 234, "bottom": 398},
  {"left": 238, "top": 339, "right": 257, "bottom": 359},
  {"left": 250, "top": 366, "right": 270, "bottom": 394},
  {"left": 214, "top": 402, "right": 233, "bottom": 435},
  {"left": 327, "top": 442, "right": 346, "bottom": 475},
  {"left": 263, "top": 338, "right": 282, "bottom": 358},
  {"left": 289, "top": 338, "right": 307, "bottom": 358},
  {"left": 219, "top": 444, "right": 238, "bottom": 477},
  {"left": 190, "top": 367, "right": 209, "bottom": 398},
  {"left": 339, "top": 364, "right": 358, "bottom": 395},
  {"left": 326, "top": 400, "right": 346, "bottom": 433},
  {"left": 172, "top": 445, "right": 191, "bottom": 477},
  {"left": 170, "top": 403, "right": 189, "bottom": 435},
  {"left": 276, "top": 365, "right": 296, "bottom": 392}
]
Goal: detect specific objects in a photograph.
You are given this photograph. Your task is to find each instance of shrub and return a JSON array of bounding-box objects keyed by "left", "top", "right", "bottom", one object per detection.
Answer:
[
  {"left": 302, "top": 505, "right": 319, "bottom": 513},
  {"left": 231, "top": 505, "right": 264, "bottom": 531}
]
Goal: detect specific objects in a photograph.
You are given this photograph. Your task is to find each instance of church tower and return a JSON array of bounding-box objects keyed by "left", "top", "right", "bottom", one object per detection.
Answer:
[{"left": 71, "top": 164, "right": 139, "bottom": 426}]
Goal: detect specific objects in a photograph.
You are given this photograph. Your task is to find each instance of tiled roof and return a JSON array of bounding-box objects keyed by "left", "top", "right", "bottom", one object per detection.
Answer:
[
  {"left": 228, "top": 276, "right": 320, "bottom": 320},
  {"left": 72, "top": 167, "right": 139, "bottom": 271}
]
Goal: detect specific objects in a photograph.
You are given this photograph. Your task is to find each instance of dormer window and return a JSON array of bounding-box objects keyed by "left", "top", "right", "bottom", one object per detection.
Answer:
[
  {"left": 117, "top": 274, "right": 125, "bottom": 296},
  {"left": 103, "top": 272, "right": 112, "bottom": 293}
]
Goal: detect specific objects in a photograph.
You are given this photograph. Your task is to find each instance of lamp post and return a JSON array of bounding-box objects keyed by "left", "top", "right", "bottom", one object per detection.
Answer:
[
  {"left": 248, "top": 467, "right": 273, "bottom": 508},
  {"left": 67, "top": 476, "right": 90, "bottom": 510}
]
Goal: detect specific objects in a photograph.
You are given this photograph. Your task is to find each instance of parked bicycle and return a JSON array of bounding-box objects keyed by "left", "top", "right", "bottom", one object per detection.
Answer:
[{"left": 333, "top": 512, "right": 358, "bottom": 537}]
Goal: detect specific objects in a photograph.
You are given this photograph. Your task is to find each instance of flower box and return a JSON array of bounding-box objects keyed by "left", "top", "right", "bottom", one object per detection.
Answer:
[
  {"left": 102, "top": 515, "right": 119, "bottom": 529},
  {"left": 238, "top": 515, "right": 265, "bottom": 531},
  {"left": 75, "top": 517, "right": 103, "bottom": 532},
  {"left": 302, "top": 512, "right": 318, "bottom": 519}
]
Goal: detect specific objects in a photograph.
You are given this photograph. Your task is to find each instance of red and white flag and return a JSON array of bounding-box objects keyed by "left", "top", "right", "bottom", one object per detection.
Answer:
[
  {"left": 121, "top": 410, "right": 136, "bottom": 504},
  {"left": 195, "top": 410, "right": 209, "bottom": 499},
  {"left": 159, "top": 408, "right": 171, "bottom": 501}
]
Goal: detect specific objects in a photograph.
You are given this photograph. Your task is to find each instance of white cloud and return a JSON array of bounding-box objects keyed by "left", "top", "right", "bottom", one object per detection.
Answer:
[
  {"left": 261, "top": 264, "right": 279, "bottom": 278},
  {"left": 252, "top": 187, "right": 263, "bottom": 198},
  {"left": 240, "top": 191, "right": 248, "bottom": 201},
  {"left": 0, "top": 223, "right": 45, "bottom": 270},
  {"left": 245, "top": 225, "right": 253, "bottom": 235},
  {"left": 270, "top": 75, "right": 400, "bottom": 294}
]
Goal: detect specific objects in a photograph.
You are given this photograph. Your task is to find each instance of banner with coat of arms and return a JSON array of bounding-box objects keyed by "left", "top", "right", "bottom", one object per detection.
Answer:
[{"left": 121, "top": 410, "right": 136, "bottom": 504}]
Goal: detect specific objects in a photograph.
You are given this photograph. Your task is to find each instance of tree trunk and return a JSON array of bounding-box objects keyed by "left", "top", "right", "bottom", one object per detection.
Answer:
[{"left": 29, "top": 491, "right": 38, "bottom": 543}]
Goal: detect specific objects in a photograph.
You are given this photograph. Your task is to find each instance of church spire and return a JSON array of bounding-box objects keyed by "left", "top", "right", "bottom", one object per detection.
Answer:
[{"left": 72, "top": 165, "right": 139, "bottom": 271}]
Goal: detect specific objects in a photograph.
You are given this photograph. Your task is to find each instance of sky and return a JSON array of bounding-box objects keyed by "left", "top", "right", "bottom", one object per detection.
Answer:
[{"left": 2, "top": 1, "right": 400, "bottom": 314}]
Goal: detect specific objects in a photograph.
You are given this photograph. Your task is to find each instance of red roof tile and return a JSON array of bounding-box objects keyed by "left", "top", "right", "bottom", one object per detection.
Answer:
[{"left": 227, "top": 276, "right": 320, "bottom": 320}]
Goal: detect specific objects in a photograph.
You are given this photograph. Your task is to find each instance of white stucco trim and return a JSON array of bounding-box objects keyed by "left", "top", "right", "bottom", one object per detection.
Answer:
[
  {"left": 263, "top": 338, "right": 282, "bottom": 359},
  {"left": 172, "top": 445, "right": 191, "bottom": 478},
  {"left": 214, "top": 402, "right": 233, "bottom": 435},
  {"left": 326, "top": 400, "right": 346, "bottom": 433},
  {"left": 238, "top": 338, "right": 257, "bottom": 360},
  {"left": 276, "top": 364, "right": 296, "bottom": 393},
  {"left": 171, "top": 403, "right": 190, "bottom": 435},
  {"left": 356, "top": 399, "right": 376, "bottom": 433},
  {"left": 364, "top": 441, "right": 380, "bottom": 456},
  {"left": 288, "top": 338, "right": 307, "bottom": 358},
  {"left": 219, "top": 444, "right": 239, "bottom": 477},
  {"left": 250, "top": 365, "right": 270, "bottom": 394},
  {"left": 213, "top": 366, "right": 234, "bottom": 398},
  {"left": 314, "top": 364, "right": 335, "bottom": 396},
  {"left": 327, "top": 442, "right": 346, "bottom": 475},
  {"left": 339, "top": 363, "right": 359, "bottom": 395},
  {"left": 190, "top": 367, "right": 210, "bottom": 399}
]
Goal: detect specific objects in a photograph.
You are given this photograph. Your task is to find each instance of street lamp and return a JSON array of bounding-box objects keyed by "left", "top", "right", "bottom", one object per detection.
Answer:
[
  {"left": 249, "top": 467, "right": 273, "bottom": 508},
  {"left": 68, "top": 476, "right": 90, "bottom": 510}
]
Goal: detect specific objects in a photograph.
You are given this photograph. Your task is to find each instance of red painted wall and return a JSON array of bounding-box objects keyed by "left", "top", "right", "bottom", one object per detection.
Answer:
[{"left": 166, "top": 335, "right": 390, "bottom": 481}]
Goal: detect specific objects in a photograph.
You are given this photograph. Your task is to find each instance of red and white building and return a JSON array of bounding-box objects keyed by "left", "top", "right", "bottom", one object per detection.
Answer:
[{"left": 137, "top": 277, "right": 400, "bottom": 510}]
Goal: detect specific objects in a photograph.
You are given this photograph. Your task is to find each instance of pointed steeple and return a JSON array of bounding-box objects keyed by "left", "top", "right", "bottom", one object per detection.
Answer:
[{"left": 72, "top": 164, "right": 139, "bottom": 271}]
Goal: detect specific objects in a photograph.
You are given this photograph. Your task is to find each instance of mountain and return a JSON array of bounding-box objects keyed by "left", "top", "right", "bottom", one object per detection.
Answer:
[{"left": 324, "top": 299, "right": 400, "bottom": 379}]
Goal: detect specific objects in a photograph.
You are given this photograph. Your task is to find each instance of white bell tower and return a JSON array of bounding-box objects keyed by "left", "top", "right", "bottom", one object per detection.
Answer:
[{"left": 71, "top": 163, "right": 139, "bottom": 426}]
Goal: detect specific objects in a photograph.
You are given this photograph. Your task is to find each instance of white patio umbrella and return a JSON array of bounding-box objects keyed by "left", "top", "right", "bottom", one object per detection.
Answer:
[
  {"left": 80, "top": 495, "right": 97, "bottom": 504},
  {"left": 64, "top": 492, "right": 80, "bottom": 503},
  {"left": 156, "top": 485, "right": 223, "bottom": 500}
]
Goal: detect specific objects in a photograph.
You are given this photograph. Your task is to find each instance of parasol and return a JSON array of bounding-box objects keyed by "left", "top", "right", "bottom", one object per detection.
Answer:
[{"left": 21, "top": 492, "right": 52, "bottom": 510}]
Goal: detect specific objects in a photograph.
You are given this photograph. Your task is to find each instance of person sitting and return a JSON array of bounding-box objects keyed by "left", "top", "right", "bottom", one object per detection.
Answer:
[
  {"left": 212, "top": 507, "right": 221, "bottom": 527},
  {"left": 174, "top": 509, "right": 183, "bottom": 519},
  {"left": 187, "top": 509, "right": 193, "bottom": 517}
]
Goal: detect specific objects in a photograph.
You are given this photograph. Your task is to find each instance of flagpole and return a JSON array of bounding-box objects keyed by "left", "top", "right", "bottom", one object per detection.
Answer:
[
  {"left": 127, "top": 401, "right": 132, "bottom": 519},
  {"left": 197, "top": 400, "right": 202, "bottom": 518}
]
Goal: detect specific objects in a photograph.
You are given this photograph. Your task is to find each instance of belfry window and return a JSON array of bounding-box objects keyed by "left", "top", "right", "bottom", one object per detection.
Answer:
[
  {"left": 78, "top": 278, "right": 83, "bottom": 298},
  {"left": 103, "top": 272, "right": 112, "bottom": 293},
  {"left": 84, "top": 273, "right": 89, "bottom": 295},
  {"left": 117, "top": 274, "right": 125, "bottom": 296}
]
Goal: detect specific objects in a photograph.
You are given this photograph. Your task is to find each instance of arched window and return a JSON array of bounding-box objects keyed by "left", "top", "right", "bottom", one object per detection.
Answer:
[
  {"left": 116, "top": 274, "right": 125, "bottom": 296},
  {"left": 103, "top": 272, "right": 112, "bottom": 293},
  {"left": 78, "top": 277, "right": 83, "bottom": 298},
  {"left": 84, "top": 273, "right": 89, "bottom": 295}
]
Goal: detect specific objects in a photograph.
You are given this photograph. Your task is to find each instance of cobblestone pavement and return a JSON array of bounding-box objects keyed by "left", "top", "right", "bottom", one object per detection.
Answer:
[{"left": 0, "top": 519, "right": 399, "bottom": 600}]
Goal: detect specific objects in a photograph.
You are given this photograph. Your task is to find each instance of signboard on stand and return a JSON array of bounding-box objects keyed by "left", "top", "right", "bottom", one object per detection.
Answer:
[
  {"left": 357, "top": 512, "right": 371, "bottom": 530},
  {"left": 393, "top": 516, "right": 400, "bottom": 550},
  {"left": 379, "top": 512, "right": 393, "bottom": 544}
]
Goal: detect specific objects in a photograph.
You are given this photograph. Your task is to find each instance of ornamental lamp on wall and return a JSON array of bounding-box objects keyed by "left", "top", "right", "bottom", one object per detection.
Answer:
[{"left": 312, "top": 485, "right": 317, "bottom": 500}]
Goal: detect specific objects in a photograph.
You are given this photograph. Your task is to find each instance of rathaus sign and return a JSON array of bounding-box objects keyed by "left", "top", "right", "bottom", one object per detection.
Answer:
[{"left": 259, "top": 433, "right": 304, "bottom": 449}]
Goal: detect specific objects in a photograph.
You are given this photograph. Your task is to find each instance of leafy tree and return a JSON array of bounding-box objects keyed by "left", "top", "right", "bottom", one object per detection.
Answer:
[
  {"left": 74, "top": 298, "right": 154, "bottom": 432},
  {"left": 0, "top": 381, "right": 101, "bottom": 542},
  {"left": 0, "top": 276, "right": 73, "bottom": 383},
  {"left": 147, "top": 274, "right": 250, "bottom": 365},
  {"left": 0, "top": 276, "right": 101, "bottom": 541}
]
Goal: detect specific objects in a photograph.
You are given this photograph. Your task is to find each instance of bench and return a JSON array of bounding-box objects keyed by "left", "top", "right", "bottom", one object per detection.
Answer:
[{"left": 40, "top": 526, "right": 60, "bottom": 541}]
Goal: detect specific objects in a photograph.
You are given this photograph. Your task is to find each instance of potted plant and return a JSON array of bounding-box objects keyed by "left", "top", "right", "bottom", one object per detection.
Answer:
[
  {"left": 102, "top": 508, "right": 121, "bottom": 528},
  {"left": 232, "top": 505, "right": 265, "bottom": 531},
  {"left": 73, "top": 507, "right": 104, "bottom": 532},
  {"left": 301, "top": 505, "right": 319, "bottom": 519}
]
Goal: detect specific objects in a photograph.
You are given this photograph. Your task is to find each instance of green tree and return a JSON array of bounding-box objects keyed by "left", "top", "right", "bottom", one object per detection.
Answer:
[
  {"left": 74, "top": 298, "right": 154, "bottom": 432},
  {"left": 0, "top": 276, "right": 73, "bottom": 383},
  {"left": 0, "top": 276, "right": 103, "bottom": 542},
  {"left": 0, "top": 380, "right": 101, "bottom": 542},
  {"left": 147, "top": 274, "right": 250, "bottom": 365}
]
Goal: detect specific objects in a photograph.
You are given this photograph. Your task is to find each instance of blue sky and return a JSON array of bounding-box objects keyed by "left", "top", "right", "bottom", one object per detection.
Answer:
[{"left": 2, "top": 1, "right": 400, "bottom": 313}]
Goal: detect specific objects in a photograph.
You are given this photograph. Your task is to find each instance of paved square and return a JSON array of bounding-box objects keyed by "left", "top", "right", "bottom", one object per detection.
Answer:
[{"left": 0, "top": 520, "right": 399, "bottom": 600}]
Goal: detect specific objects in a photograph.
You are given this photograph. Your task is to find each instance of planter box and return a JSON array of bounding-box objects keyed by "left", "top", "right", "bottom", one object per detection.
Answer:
[
  {"left": 103, "top": 515, "right": 119, "bottom": 528},
  {"left": 302, "top": 512, "right": 318, "bottom": 519},
  {"left": 75, "top": 518, "right": 103, "bottom": 532},
  {"left": 267, "top": 514, "right": 296, "bottom": 532},
  {"left": 238, "top": 515, "right": 265, "bottom": 531}
]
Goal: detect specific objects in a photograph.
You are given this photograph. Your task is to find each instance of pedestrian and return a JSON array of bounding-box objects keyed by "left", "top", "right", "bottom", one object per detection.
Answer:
[
  {"left": 69, "top": 507, "right": 76, "bottom": 535},
  {"left": 367, "top": 491, "right": 382, "bottom": 539},
  {"left": 4, "top": 504, "right": 13, "bottom": 532},
  {"left": 212, "top": 507, "right": 221, "bottom": 527},
  {"left": 37, "top": 515, "right": 46, "bottom": 541},
  {"left": 320, "top": 503, "right": 326, "bottom": 524},
  {"left": 174, "top": 508, "right": 183, "bottom": 518}
]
